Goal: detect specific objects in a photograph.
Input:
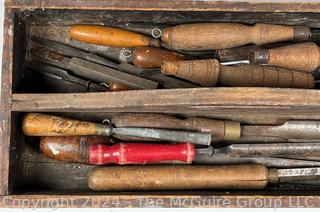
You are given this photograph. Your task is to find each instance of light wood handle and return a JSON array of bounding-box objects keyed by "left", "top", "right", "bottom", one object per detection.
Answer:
[
  {"left": 88, "top": 165, "right": 269, "bottom": 191},
  {"left": 161, "top": 59, "right": 314, "bottom": 88},
  {"left": 132, "top": 47, "right": 189, "bottom": 68},
  {"left": 22, "top": 113, "right": 109, "bottom": 136},
  {"left": 161, "top": 59, "right": 220, "bottom": 86},
  {"left": 250, "top": 42, "right": 320, "bottom": 72},
  {"left": 70, "top": 25, "right": 160, "bottom": 48},
  {"left": 161, "top": 23, "right": 309, "bottom": 51},
  {"left": 112, "top": 113, "right": 240, "bottom": 140}
]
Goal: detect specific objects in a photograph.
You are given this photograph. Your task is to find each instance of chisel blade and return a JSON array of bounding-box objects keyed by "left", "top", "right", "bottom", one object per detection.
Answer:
[
  {"left": 112, "top": 127, "right": 211, "bottom": 145},
  {"left": 277, "top": 167, "right": 320, "bottom": 183},
  {"left": 195, "top": 150, "right": 320, "bottom": 168}
]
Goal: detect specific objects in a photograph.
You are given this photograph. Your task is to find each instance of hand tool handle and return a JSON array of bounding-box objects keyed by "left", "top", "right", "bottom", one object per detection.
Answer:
[
  {"left": 161, "top": 23, "right": 309, "bottom": 50},
  {"left": 23, "top": 113, "right": 110, "bottom": 136},
  {"left": 249, "top": 42, "right": 320, "bottom": 72},
  {"left": 89, "top": 143, "right": 194, "bottom": 165},
  {"left": 88, "top": 164, "right": 270, "bottom": 191},
  {"left": 161, "top": 59, "right": 314, "bottom": 88},
  {"left": 108, "top": 81, "right": 131, "bottom": 91},
  {"left": 40, "top": 137, "right": 194, "bottom": 165},
  {"left": 132, "top": 46, "right": 190, "bottom": 68},
  {"left": 40, "top": 136, "right": 116, "bottom": 163},
  {"left": 219, "top": 64, "right": 314, "bottom": 89},
  {"left": 112, "top": 113, "right": 240, "bottom": 141},
  {"left": 70, "top": 25, "right": 160, "bottom": 48}
]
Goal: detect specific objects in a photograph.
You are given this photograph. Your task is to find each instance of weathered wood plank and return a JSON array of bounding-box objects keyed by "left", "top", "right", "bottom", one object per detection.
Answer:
[
  {"left": 24, "top": 11, "right": 320, "bottom": 27},
  {"left": 0, "top": 8, "right": 15, "bottom": 196},
  {"left": 6, "top": 0, "right": 320, "bottom": 12},
  {"left": 11, "top": 88, "right": 320, "bottom": 113}
]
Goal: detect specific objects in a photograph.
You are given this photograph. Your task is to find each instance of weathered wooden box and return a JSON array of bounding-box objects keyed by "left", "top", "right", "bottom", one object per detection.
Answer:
[{"left": 2, "top": 0, "right": 320, "bottom": 208}]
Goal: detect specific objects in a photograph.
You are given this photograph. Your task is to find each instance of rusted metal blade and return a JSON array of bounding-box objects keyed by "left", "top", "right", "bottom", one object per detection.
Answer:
[
  {"left": 277, "top": 167, "right": 320, "bottom": 183},
  {"left": 112, "top": 127, "right": 212, "bottom": 145},
  {"left": 218, "top": 143, "right": 320, "bottom": 158},
  {"left": 240, "top": 120, "right": 320, "bottom": 142},
  {"left": 195, "top": 150, "right": 320, "bottom": 168}
]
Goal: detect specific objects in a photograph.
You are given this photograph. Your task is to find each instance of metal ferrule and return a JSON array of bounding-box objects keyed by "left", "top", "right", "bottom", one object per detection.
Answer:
[
  {"left": 293, "top": 26, "right": 311, "bottom": 41},
  {"left": 249, "top": 49, "right": 270, "bottom": 64},
  {"left": 224, "top": 121, "right": 241, "bottom": 140},
  {"left": 95, "top": 123, "right": 112, "bottom": 136}
]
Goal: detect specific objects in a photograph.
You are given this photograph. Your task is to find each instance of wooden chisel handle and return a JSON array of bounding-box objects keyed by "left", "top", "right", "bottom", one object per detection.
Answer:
[
  {"left": 112, "top": 113, "right": 240, "bottom": 141},
  {"left": 88, "top": 165, "right": 270, "bottom": 191},
  {"left": 161, "top": 59, "right": 314, "bottom": 88},
  {"left": 41, "top": 137, "right": 195, "bottom": 165},
  {"left": 249, "top": 42, "right": 320, "bottom": 72},
  {"left": 161, "top": 23, "right": 310, "bottom": 50},
  {"left": 70, "top": 25, "right": 160, "bottom": 48},
  {"left": 132, "top": 47, "right": 191, "bottom": 68},
  {"left": 22, "top": 113, "right": 110, "bottom": 136}
]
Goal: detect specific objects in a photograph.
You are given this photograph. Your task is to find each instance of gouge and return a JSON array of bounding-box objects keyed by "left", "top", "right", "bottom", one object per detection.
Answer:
[
  {"left": 161, "top": 59, "right": 314, "bottom": 88},
  {"left": 88, "top": 165, "right": 320, "bottom": 191},
  {"left": 70, "top": 25, "right": 161, "bottom": 48},
  {"left": 112, "top": 114, "right": 320, "bottom": 143},
  {"left": 161, "top": 23, "right": 310, "bottom": 51},
  {"left": 249, "top": 42, "right": 320, "bottom": 72},
  {"left": 22, "top": 113, "right": 212, "bottom": 145}
]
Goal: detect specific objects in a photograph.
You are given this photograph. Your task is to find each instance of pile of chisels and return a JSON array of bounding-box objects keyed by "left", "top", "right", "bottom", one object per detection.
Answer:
[
  {"left": 29, "top": 22, "right": 320, "bottom": 92},
  {"left": 23, "top": 113, "right": 320, "bottom": 191}
]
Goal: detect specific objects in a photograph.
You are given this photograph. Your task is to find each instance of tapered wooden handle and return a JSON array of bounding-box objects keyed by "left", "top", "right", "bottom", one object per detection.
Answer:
[
  {"left": 40, "top": 137, "right": 194, "bottom": 165},
  {"left": 161, "top": 59, "right": 314, "bottom": 88},
  {"left": 112, "top": 113, "right": 240, "bottom": 140},
  {"left": 70, "top": 25, "right": 160, "bottom": 48},
  {"left": 250, "top": 42, "right": 320, "bottom": 72},
  {"left": 88, "top": 165, "right": 270, "bottom": 191},
  {"left": 40, "top": 136, "right": 115, "bottom": 164},
  {"left": 132, "top": 47, "right": 190, "bottom": 68},
  {"left": 219, "top": 65, "right": 315, "bottom": 88},
  {"left": 161, "top": 23, "right": 309, "bottom": 51},
  {"left": 161, "top": 59, "right": 220, "bottom": 86},
  {"left": 22, "top": 113, "right": 110, "bottom": 136}
]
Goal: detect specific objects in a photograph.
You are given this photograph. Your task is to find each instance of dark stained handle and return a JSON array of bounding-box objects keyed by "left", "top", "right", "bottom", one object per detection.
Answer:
[
  {"left": 88, "top": 165, "right": 270, "bottom": 191},
  {"left": 40, "top": 136, "right": 115, "bottom": 164},
  {"left": 132, "top": 46, "right": 190, "bottom": 68},
  {"left": 70, "top": 25, "right": 160, "bottom": 48},
  {"left": 22, "top": 113, "right": 110, "bottom": 136},
  {"left": 108, "top": 81, "right": 132, "bottom": 91},
  {"left": 249, "top": 42, "right": 320, "bottom": 72}
]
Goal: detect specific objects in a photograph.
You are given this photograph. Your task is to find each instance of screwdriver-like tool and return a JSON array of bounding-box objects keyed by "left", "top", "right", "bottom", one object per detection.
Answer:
[{"left": 22, "top": 113, "right": 212, "bottom": 145}]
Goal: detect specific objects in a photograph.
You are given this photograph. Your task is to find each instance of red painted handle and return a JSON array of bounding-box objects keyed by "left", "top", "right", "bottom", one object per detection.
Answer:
[{"left": 89, "top": 143, "right": 195, "bottom": 165}]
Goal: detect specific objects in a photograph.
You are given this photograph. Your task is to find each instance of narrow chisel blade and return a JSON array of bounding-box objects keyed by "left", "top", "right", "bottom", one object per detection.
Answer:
[
  {"left": 113, "top": 127, "right": 211, "bottom": 145},
  {"left": 278, "top": 167, "right": 320, "bottom": 183}
]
